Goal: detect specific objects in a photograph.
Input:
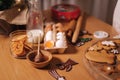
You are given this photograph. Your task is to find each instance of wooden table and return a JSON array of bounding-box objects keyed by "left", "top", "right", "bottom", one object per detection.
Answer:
[{"left": 0, "top": 9, "right": 118, "bottom": 80}]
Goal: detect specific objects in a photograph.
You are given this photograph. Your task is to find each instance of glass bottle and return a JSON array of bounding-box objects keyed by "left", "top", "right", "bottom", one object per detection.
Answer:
[{"left": 26, "top": 0, "right": 44, "bottom": 43}]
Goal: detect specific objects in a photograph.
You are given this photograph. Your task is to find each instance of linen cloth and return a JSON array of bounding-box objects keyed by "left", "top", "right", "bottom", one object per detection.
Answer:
[{"left": 113, "top": 0, "right": 120, "bottom": 34}]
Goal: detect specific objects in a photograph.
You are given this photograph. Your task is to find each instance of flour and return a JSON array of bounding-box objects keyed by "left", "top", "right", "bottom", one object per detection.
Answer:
[{"left": 27, "top": 29, "right": 44, "bottom": 43}]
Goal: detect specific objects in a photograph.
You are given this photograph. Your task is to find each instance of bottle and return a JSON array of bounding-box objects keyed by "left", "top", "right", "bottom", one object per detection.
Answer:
[{"left": 26, "top": 0, "right": 44, "bottom": 43}]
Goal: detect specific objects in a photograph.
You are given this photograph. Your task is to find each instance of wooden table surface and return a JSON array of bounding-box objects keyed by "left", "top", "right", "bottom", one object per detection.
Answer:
[{"left": 0, "top": 9, "right": 118, "bottom": 80}]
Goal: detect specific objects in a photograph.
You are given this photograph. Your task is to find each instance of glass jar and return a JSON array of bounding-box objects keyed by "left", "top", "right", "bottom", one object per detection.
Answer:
[
  {"left": 50, "top": 0, "right": 81, "bottom": 21},
  {"left": 26, "top": 0, "right": 44, "bottom": 43}
]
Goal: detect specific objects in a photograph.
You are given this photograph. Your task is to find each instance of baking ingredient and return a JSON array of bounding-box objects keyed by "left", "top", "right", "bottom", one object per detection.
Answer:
[
  {"left": 56, "top": 32, "right": 67, "bottom": 48},
  {"left": 44, "top": 40, "right": 54, "bottom": 48},
  {"left": 45, "top": 31, "right": 53, "bottom": 41},
  {"left": 10, "top": 34, "right": 32, "bottom": 58},
  {"left": 56, "top": 59, "right": 78, "bottom": 72},
  {"left": 27, "top": 29, "right": 44, "bottom": 43}
]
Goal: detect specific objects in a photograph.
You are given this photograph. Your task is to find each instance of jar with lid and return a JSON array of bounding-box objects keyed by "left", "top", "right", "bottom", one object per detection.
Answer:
[
  {"left": 51, "top": 0, "right": 81, "bottom": 21},
  {"left": 26, "top": 0, "right": 44, "bottom": 43}
]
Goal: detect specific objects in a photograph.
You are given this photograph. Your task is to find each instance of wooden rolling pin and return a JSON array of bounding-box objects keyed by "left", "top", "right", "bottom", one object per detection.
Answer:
[{"left": 72, "top": 13, "right": 84, "bottom": 43}]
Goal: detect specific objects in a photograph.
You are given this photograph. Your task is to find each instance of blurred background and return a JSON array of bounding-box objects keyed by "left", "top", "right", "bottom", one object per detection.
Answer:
[
  {"left": 0, "top": 0, "right": 118, "bottom": 35},
  {"left": 42, "top": 0, "right": 117, "bottom": 25},
  {"left": 0, "top": 0, "right": 118, "bottom": 25}
]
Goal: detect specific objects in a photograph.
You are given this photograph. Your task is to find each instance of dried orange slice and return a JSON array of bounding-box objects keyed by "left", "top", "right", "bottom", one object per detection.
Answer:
[
  {"left": 12, "top": 35, "right": 27, "bottom": 42},
  {"left": 44, "top": 40, "right": 54, "bottom": 48},
  {"left": 10, "top": 41, "right": 25, "bottom": 56}
]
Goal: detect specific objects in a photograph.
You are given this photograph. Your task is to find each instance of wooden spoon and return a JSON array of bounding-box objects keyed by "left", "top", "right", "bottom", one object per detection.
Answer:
[{"left": 34, "top": 34, "right": 44, "bottom": 63}]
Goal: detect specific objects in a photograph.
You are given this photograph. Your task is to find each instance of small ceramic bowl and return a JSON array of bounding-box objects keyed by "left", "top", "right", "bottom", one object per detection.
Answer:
[{"left": 26, "top": 50, "right": 52, "bottom": 68}]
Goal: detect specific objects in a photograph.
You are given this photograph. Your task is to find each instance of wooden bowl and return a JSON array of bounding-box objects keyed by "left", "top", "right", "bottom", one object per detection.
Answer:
[{"left": 26, "top": 50, "right": 52, "bottom": 68}]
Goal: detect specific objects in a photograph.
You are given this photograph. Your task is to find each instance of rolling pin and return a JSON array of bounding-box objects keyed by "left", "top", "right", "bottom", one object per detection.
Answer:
[{"left": 72, "top": 13, "right": 84, "bottom": 43}]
